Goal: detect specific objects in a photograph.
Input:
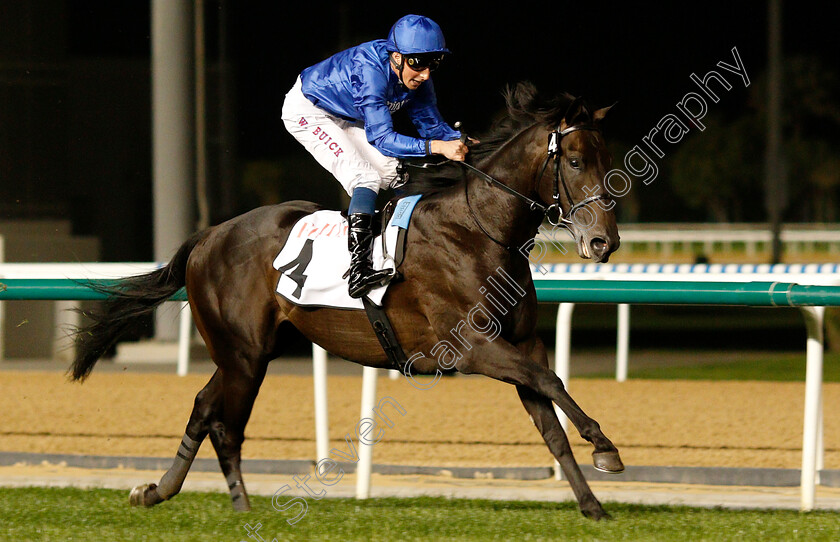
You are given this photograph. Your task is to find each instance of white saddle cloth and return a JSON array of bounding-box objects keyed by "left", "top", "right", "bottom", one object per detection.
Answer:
[{"left": 272, "top": 210, "right": 398, "bottom": 310}]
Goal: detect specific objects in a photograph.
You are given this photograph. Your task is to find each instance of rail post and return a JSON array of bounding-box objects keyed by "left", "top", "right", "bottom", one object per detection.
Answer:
[
  {"left": 176, "top": 301, "right": 192, "bottom": 376},
  {"left": 356, "top": 366, "right": 379, "bottom": 499},
  {"left": 554, "top": 302, "right": 575, "bottom": 480},
  {"left": 312, "top": 344, "right": 330, "bottom": 464},
  {"left": 616, "top": 304, "right": 630, "bottom": 382},
  {"left": 799, "top": 305, "right": 825, "bottom": 511}
]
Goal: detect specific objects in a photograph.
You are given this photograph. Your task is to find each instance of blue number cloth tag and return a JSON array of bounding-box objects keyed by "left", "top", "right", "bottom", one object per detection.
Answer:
[{"left": 390, "top": 194, "right": 423, "bottom": 230}]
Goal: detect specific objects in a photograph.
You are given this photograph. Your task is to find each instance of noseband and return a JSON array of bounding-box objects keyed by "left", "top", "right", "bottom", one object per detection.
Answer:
[{"left": 460, "top": 123, "right": 612, "bottom": 242}]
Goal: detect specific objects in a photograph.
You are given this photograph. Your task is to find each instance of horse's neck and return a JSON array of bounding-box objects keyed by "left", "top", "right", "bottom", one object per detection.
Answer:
[{"left": 466, "top": 127, "right": 546, "bottom": 246}]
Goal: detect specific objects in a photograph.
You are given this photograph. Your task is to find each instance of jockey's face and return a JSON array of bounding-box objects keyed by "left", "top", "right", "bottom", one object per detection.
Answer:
[{"left": 390, "top": 53, "right": 431, "bottom": 90}]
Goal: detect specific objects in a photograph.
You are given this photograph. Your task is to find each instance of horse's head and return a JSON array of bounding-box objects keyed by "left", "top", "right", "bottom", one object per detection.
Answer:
[
  {"left": 534, "top": 96, "right": 620, "bottom": 263},
  {"left": 454, "top": 83, "right": 620, "bottom": 262}
]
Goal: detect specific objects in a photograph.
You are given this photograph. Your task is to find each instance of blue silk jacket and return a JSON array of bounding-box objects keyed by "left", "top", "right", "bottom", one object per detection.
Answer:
[{"left": 300, "top": 39, "right": 460, "bottom": 157}]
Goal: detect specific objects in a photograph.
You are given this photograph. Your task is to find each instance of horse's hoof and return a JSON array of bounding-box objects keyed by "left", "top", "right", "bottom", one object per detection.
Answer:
[
  {"left": 130, "top": 484, "right": 149, "bottom": 506},
  {"left": 592, "top": 451, "right": 625, "bottom": 473},
  {"left": 579, "top": 494, "right": 610, "bottom": 521},
  {"left": 232, "top": 500, "right": 252, "bottom": 512},
  {"left": 231, "top": 493, "right": 252, "bottom": 512},
  {"left": 130, "top": 483, "right": 162, "bottom": 507},
  {"left": 582, "top": 508, "right": 612, "bottom": 521}
]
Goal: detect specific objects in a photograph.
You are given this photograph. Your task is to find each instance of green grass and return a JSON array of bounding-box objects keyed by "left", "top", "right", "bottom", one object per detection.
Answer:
[
  {"left": 582, "top": 352, "right": 840, "bottom": 382},
  {"left": 1, "top": 487, "right": 839, "bottom": 541}
]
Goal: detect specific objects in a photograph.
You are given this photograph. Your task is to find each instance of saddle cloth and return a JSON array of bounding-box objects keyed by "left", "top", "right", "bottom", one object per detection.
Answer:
[{"left": 272, "top": 195, "right": 421, "bottom": 310}]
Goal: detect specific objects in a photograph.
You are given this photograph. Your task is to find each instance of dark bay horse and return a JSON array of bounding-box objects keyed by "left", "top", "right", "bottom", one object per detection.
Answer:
[{"left": 70, "top": 82, "right": 623, "bottom": 520}]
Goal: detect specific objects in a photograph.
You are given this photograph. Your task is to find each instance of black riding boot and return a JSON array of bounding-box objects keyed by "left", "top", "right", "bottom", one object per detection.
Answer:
[{"left": 347, "top": 213, "right": 393, "bottom": 299}]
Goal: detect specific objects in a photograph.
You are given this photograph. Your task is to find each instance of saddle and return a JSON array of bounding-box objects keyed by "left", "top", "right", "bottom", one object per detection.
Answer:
[{"left": 272, "top": 196, "right": 423, "bottom": 373}]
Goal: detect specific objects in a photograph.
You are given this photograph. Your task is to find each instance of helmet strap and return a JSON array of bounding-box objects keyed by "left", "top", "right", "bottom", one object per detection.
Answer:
[{"left": 390, "top": 53, "right": 407, "bottom": 88}]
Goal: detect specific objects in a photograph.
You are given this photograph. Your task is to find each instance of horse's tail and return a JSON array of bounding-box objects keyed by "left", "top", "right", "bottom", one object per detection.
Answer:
[{"left": 69, "top": 229, "right": 211, "bottom": 382}]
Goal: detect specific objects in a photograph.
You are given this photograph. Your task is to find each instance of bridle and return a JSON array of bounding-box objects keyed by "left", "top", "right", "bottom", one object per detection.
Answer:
[
  {"left": 459, "top": 123, "right": 612, "bottom": 248},
  {"left": 542, "top": 124, "right": 612, "bottom": 227}
]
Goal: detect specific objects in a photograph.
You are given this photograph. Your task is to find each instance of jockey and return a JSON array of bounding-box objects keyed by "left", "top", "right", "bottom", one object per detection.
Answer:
[{"left": 282, "top": 14, "right": 469, "bottom": 299}]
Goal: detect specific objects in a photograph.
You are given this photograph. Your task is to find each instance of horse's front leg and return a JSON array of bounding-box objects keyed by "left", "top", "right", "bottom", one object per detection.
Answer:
[
  {"left": 458, "top": 336, "right": 623, "bottom": 473},
  {"left": 514, "top": 337, "right": 615, "bottom": 519},
  {"left": 516, "top": 383, "right": 608, "bottom": 519}
]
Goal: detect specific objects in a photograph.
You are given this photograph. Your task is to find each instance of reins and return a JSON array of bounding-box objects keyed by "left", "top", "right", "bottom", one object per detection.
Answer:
[
  {"left": 461, "top": 123, "right": 611, "bottom": 248},
  {"left": 401, "top": 122, "right": 612, "bottom": 250}
]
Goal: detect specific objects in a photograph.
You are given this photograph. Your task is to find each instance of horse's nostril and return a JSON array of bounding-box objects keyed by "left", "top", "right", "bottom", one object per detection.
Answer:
[{"left": 591, "top": 238, "right": 608, "bottom": 255}]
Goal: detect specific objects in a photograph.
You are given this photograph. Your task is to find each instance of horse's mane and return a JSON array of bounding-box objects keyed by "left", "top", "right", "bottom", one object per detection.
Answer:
[{"left": 399, "top": 82, "right": 575, "bottom": 197}]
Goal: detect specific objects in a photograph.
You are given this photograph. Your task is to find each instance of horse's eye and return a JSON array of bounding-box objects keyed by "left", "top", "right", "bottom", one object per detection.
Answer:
[{"left": 569, "top": 158, "right": 581, "bottom": 169}]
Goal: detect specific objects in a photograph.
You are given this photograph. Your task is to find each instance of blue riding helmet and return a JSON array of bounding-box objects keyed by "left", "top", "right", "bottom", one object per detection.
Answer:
[{"left": 386, "top": 14, "right": 450, "bottom": 54}]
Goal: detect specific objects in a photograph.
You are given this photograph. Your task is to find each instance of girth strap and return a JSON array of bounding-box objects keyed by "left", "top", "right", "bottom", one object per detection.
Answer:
[{"left": 362, "top": 297, "right": 408, "bottom": 374}]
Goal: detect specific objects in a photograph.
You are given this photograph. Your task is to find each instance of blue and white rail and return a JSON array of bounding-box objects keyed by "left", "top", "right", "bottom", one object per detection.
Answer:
[
  {"left": 2, "top": 262, "right": 838, "bottom": 511},
  {"left": 537, "top": 263, "right": 840, "bottom": 383}
]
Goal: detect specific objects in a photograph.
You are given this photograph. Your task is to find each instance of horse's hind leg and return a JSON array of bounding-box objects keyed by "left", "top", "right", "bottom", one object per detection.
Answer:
[
  {"left": 517, "top": 384, "right": 608, "bottom": 520},
  {"left": 207, "top": 354, "right": 270, "bottom": 512},
  {"left": 130, "top": 369, "right": 223, "bottom": 507}
]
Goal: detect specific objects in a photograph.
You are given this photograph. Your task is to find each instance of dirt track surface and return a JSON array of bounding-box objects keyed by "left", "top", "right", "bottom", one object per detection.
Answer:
[{"left": 2, "top": 371, "right": 838, "bottom": 470}]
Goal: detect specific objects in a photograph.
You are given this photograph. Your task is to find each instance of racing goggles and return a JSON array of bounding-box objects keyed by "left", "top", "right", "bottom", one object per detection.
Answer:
[{"left": 404, "top": 53, "right": 444, "bottom": 72}]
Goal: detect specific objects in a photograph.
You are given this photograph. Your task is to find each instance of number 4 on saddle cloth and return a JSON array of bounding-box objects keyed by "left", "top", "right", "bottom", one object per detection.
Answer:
[{"left": 272, "top": 195, "right": 422, "bottom": 310}]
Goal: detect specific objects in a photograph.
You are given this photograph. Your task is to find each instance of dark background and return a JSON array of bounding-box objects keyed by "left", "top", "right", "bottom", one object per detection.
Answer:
[
  {"left": 2, "top": 1, "right": 836, "bottom": 352},
  {"left": 1, "top": 1, "right": 836, "bottom": 263}
]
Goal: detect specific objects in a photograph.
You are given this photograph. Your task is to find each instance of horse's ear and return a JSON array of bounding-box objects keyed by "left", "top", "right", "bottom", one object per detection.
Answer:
[
  {"left": 593, "top": 102, "right": 617, "bottom": 123},
  {"left": 563, "top": 96, "right": 591, "bottom": 126}
]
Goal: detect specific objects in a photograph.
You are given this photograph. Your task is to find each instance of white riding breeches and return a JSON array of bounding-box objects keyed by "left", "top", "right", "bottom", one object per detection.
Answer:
[{"left": 282, "top": 77, "right": 400, "bottom": 196}]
